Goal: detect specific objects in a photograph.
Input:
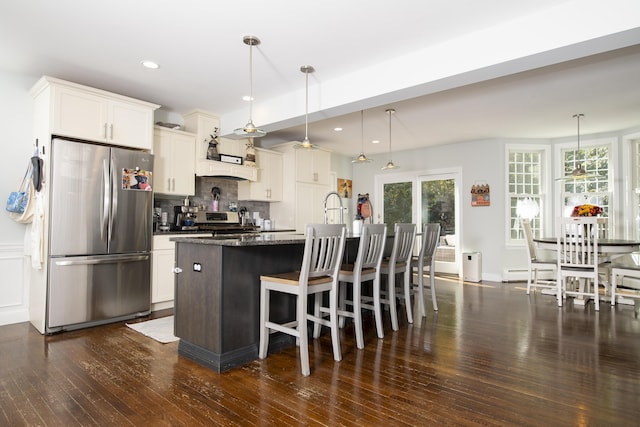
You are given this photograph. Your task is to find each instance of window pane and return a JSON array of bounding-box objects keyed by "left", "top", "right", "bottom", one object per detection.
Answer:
[{"left": 508, "top": 149, "right": 543, "bottom": 241}]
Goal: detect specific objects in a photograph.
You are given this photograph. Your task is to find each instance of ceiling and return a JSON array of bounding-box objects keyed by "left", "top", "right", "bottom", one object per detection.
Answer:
[{"left": 1, "top": 0, "right": 640, "bottom": 159}]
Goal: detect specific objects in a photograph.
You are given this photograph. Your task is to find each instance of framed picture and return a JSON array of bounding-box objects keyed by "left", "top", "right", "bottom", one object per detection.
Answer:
[
  {"left": 471, "top": 183, "right": 490, "bottom": 206},
  {"left": 338, "top": 178, "right": 352, "bottom": 198}
]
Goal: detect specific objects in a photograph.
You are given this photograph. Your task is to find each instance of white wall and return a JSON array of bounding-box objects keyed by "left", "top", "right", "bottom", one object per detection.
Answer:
[
  {"left": 352, "top": 138, "right": 541, "bottom": 281},
  {"left": 0, "top": 70, "right": 38, "bottom": 325}
]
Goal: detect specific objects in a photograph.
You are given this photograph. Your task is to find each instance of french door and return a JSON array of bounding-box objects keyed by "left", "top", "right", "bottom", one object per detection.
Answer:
[{"left": 375, "top": 170, "right": 460, "bottom": 275}]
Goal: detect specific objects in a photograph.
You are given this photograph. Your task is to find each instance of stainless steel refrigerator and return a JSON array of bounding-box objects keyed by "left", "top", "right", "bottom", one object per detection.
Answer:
[{"left": 46, "top": 138, "right": 154, "bottom": 332}]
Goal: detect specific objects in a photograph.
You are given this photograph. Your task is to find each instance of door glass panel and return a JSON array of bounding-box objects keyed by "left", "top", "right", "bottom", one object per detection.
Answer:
[
  {"left": 421, "top": 179, "right": 456, "bottom": 235},
  {"left": 382, "top": 181, "right": 412, "bottom": 229},
  {"left": 419, "top": 176, "right": 458, "bottom": 273}
]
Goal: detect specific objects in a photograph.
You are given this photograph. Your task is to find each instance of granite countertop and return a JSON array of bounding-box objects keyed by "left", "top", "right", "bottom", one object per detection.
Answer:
[
  {"left": 171, "top": 233, "right": 307, "bottom": 246},
  {"left": 154, "top": 228, "right": 296, "bottom": 236},
  {"left": 171, "top": 231, "right": 365, "bottom": 247}
]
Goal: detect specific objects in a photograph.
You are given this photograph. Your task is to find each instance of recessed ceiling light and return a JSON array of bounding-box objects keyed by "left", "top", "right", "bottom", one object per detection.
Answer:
[
  {"left": 371, "top": 139, "right": 380, "bottom": 144},
  {"left": 242, "top": 96, "right": 254, "bottom": 101},
  {"left": 141, "top": 60, "right": 159, "bottom": 69},
  {"left": 334, "top": 127, "right": 343, "bottom": 132}
]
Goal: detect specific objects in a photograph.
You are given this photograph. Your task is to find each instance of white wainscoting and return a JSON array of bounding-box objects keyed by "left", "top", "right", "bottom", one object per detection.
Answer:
[{"left": 0, "top": 243, "right": 29, "bottom": 326}]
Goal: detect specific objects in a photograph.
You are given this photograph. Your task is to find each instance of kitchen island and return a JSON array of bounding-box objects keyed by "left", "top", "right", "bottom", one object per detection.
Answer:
[{"left": 171, "top": 233, "right": 359, "bottom": 373}]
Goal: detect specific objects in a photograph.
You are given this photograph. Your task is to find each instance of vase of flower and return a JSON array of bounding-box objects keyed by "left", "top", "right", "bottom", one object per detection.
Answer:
[
  {"left": 571, "top": 204, "right": 603, "bottom": 217},
  {"left": 206, "top": 127, "right": 221, "bottom": 161},
  {"left": 206, "top": 141, "right": 220, "bottom": 161}
]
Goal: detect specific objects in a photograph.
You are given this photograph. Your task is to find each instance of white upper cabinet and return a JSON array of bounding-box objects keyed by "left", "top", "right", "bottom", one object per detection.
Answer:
[
  {"left": 31, "top": 76, "right": 159, "bottom": 150},
  {"left": 270, "top": 142, "right": 332, "bottom": 232},
  {"left": 153, "top": 127, "right": 196, "bottom": 196},
  {"left": 238, "top": 148, "right": 283, "bottom": 201},
  {"left": 295, "top": 148, "right": 331, "bottom": 185}
]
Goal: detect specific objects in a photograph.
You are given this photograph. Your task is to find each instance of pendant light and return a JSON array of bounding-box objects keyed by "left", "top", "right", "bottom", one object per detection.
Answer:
[
  {"left": 294, "top": 65, "right": 316, "bottom": 150},
  {"left": 381, "top": 108, "right": 399, "bottom": 170},
  {"left": 352, "top": 110, "right": 373, "bottom": 163},
  {"left": 556, "top": 113, "right": 593, "bottom": 181},
  {"left": 234, "top": 35, "right": 266, "bottom": 138}
]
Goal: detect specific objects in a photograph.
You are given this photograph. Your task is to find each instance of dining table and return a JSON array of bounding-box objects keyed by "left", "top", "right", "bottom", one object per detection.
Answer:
[
  {"left": 533, "top": 236, "right": 640, "bottom": 255},
  {"left": 533, "top": 236, "right": 640, "bottom": 305}
]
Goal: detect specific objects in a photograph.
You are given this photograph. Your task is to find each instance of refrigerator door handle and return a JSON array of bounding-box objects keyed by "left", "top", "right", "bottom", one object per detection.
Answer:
[
  {"left": 101, "top": 159, "right": 110, "bottom": 241},
  {"left": 108, "top": 155, "right": 118, "bottom": 242},
  {"left": 54, "top": 254, "right": 150, "bottom": 266}
]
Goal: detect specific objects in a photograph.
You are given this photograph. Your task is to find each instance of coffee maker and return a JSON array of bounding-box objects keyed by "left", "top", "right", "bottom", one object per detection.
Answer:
[{"left": 173, "top": 205, "right": 199, "bottom": 231}]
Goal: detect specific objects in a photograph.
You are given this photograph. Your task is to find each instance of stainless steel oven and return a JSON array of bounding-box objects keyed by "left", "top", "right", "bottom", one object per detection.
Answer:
[{"left": 194, "top": 211, "right": 260, "bottom": 235}]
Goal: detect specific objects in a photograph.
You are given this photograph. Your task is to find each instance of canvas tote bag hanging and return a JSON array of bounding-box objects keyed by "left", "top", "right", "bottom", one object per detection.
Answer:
[{"left": 5, "top": 157, "right": 35, "bottom": 224}]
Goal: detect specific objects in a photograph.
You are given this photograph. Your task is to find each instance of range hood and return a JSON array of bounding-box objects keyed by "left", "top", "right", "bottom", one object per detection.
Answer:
[{"left": 195, "top": 159, "right": 257, "bottom": 181}]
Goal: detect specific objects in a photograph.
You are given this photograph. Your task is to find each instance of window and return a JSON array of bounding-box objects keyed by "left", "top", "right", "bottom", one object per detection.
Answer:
[
  {"left": 560, "top": 144, "right": 610, "bottom": 218},
  {"left": 507, "top": 148, "right": 544, "bottom": 242}
]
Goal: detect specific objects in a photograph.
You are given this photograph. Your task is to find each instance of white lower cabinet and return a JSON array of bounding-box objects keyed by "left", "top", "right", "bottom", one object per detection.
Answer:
[{"left": 152, "top": 234, "right": 209, "bottom": 309}]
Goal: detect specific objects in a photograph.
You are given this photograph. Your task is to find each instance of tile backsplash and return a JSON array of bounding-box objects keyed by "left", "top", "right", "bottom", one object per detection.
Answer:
[{"left": 154, "top": 177, "right": 270, "bottom": 226}]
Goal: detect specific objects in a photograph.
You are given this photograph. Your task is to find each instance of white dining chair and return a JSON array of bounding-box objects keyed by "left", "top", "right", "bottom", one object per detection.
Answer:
[
  {"left": 609, "top": 253, "right": 640, "bottom": 306},
  {"left": 330, "top": 223, "right": 387, "bottom": 349},
  {"left": 380, "top": 223, "right": 417, "bottom": 328},
  {"left": 556, "top": 217, "right": 607, "bottom": 310},
  {"left": 410, "top": 223, "right": 441, "bottom": 317},
  {"left": 521, "top": 218, "right": 557, "bottom": 295},
  {"left": 258, "top": 223, "right": 346, "bottom": 376}
]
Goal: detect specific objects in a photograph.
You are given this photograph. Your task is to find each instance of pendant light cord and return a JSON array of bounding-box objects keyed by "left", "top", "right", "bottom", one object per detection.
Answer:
[
  {"left": 248, "top": 39, "right": 254, "bottom": 124},
  {"left": 360, "top": 110, "right": 364, "bottom": 152},
  {"left": 388, "top": 109, "right": 393, "bottom": 161},
  {"left": 304, "top": 68, "right": 309, "bottom": 141}
]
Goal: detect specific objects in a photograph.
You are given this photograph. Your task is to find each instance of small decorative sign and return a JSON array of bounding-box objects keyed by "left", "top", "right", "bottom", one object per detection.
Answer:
[
  {"left": 220, "top": 154, "right": 243, "bottom": 165},
  {"left": 471, "top": 183, "right": 490, "bottom": 206}
]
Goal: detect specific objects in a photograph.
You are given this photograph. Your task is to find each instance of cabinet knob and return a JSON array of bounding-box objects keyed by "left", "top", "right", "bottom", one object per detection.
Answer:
[{"left": 172, "top": 267, "right": 183, "bottom": 274}]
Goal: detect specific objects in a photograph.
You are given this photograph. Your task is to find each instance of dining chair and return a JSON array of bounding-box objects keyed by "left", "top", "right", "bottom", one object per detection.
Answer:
[
  {"left": 379, "top": 223, "right": 417, "bottom": 329},
  {"left": 521, "top": 218, "right": 557, "bottom": 295},
  {"left": 556, "top": 217, "right": 606, "bottom": 310},
  {"left": 410, "top": 223, "right": 441, "bottom": 317},
  {"left": 329, "top": 223, "right": 387, "bottom": 349},
  {"left": 258, "top": 223, "right": 346, "bottom": 376},
  {"left": 610, "top": 253, "right": 640, "bottom": 306}
]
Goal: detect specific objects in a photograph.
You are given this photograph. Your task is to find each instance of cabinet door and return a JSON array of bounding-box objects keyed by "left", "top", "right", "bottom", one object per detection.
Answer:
[
  {"left": 152, "top": 249, "right": 176, "bottom": 303},
  {"left": 53, "top": 86, "right": 108, "bottom": 142},
  {"left": 265, "top": 150, "right": 283, "bottom": 201},
  {"left": 153, "top": 130, "right": 173, "bottom": 193},
  {"left": 295, "top": 149, "right": 330, "bottom": 185},
  {"left": 109, "top": 101, "right": 154, "bottom": 150},
  {"left": 238, "top": 149, "right": 283, "bottom": 201},
  {"left": 170, "top": 133, "right": 196, "bottom": 195},
  {"left": 153, "top": 129, "right": 196, "bottom": 195},
  {"left": 295, "top": 182, "right": 330, "bottom": 231}
]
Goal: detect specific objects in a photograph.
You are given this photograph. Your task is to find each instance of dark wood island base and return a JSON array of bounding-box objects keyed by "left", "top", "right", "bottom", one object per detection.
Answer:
[{"left": 172, "top": 234, "right": 318, "bottom": 372}]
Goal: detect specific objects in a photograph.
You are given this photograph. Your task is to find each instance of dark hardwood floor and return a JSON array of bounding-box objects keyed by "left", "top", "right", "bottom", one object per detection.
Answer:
[{"left": 1, "top": 277, "right": 639, "bottom": 426}]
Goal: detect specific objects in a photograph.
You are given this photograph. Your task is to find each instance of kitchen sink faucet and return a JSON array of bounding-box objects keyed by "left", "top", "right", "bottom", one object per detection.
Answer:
[{"left": 324, "top": 191, "right": 345, "bottom": 224}]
